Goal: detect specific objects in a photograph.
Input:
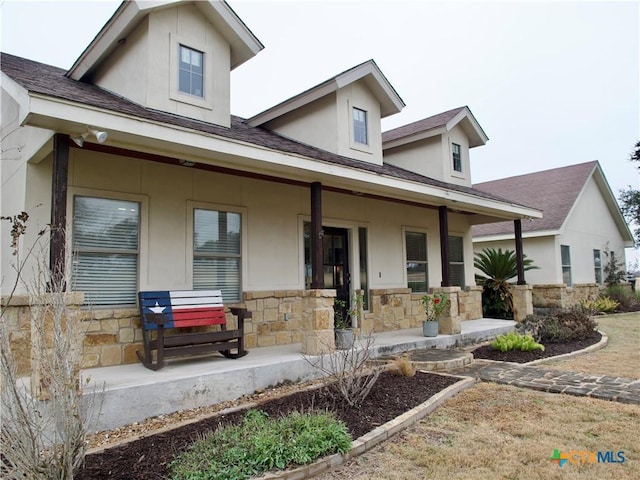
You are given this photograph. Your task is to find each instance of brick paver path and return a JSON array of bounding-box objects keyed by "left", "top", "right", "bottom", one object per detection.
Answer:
[{"left": 452, "top": 361, "right": 640, "bottom": 405}]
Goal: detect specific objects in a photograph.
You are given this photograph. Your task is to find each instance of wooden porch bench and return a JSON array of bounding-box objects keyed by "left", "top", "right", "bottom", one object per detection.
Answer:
[{"left": 137, "top": 289, "right": 250, "bottom": 371}]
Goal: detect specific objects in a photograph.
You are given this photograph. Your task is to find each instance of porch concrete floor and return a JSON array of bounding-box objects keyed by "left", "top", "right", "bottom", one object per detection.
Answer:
[{"left": 81, "top": 318, "right": 514, "bottom": 433}]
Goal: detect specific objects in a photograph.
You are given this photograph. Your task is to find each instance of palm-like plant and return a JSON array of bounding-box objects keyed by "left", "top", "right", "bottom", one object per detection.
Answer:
[{"left": 474, "top": 248, "right": 538, "bottom": 319}]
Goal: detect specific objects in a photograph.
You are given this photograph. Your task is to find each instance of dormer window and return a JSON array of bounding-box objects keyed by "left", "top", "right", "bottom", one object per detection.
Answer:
[
  {"left": 353, "top": 107, "right": 368, "bottom": 145},
  {"left": 179, "top": 45, "right": 204, "bottom": 97},
  {"left": 452, "top": 143, "right": 462, "bottom": 172}
]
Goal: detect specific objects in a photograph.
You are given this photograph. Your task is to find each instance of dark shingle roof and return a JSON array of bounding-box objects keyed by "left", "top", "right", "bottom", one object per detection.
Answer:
[
  {"left": 472, "top": 161, "right": 598, "bottom": 237},
  {"left": 1, "top": 52, "right": 516, "bottom": 207},
  {"left": 382, "top": 106, "right": 466, "bottom": 143}
]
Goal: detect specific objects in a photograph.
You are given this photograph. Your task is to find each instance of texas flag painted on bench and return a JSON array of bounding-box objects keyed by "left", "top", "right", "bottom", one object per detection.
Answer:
[{"left": 139, "top": 290, "right": 226, "bottom": 330}]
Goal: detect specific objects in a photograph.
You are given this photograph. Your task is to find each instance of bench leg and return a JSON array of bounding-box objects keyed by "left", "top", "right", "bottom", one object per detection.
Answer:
[{"left": 137, "top": 327, "right": 165, "bottom": 371}]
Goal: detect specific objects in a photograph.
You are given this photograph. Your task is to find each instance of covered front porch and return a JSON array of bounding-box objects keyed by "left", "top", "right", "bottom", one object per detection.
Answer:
[{"left": 79, "top": 318, "right": 513, "bottom": 434}]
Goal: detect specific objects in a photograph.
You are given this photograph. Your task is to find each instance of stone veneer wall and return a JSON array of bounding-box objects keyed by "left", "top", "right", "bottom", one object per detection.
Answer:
[
  {"left": 4, "top": 285, "right": 487, "bottom": 372},
  {"left": 532, "top": 283, "right": 601, "bottom": 310},
  {"left": 362, "top": 287, "right": 483, "bottom": 333}
]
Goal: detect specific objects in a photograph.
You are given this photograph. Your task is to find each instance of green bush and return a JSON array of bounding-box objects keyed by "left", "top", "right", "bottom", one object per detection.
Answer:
[
  {"left": 170, "top": 409, "right": 352, "bottom": 480},
  {"left": 516, "top": 307, "right": 598, "bottom": 343},
  {"left": 490, "top": 331, "right": 545, "bottom": 352},
  {"left": 604, "top": 285, "right": 640, "bottom": 312}
]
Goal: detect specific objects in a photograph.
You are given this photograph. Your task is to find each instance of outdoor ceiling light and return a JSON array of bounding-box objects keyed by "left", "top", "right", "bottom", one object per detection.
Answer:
[{"left": 71, "top": 127, "right": 108, "bottom": 147}]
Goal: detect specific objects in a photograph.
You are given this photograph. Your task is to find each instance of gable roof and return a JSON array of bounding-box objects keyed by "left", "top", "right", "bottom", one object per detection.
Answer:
[
  {"left": 1, "top": 52, "right": 542, "bottom": 221},
  {"left": 472, "top": 161, "right": 633, "bottom": 244},
  {"left": 67, "top": 0, "right": 264, "bottom": 81},
  {"left": 382, "top": 106, "right": 489, "bottom": 149},
  {"left": 247, "top": 59, "right": 405, "bottom": 126}
]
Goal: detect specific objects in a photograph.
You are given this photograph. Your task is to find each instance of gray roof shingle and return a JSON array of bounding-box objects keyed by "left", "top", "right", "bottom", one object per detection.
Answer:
[
  {"left": 382, "top": 106, "right": 466, "bottom": 143},
  {"left": 1, "top": 52, "right": 518, "bottom": 207},
  {"left": 472, "top": 161, "right": 598, "bottom": 237}
]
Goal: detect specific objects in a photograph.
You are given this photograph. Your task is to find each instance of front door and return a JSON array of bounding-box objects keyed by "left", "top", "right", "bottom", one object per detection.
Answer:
[{"left": 323, "top": 227, "right": 351, "bottom": 323}]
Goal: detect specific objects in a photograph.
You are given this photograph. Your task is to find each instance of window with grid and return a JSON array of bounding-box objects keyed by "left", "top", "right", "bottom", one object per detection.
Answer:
[
  {"left": 193, "top": 209, "right": 241, "bottom": 302},
  {"left": 452, "top": 143, "right": 462, "bottom": 172},
  {"left": 561, "top": 245, "right": 572, "bottom": 286},
  {"left": 179, "top": 45, "right": 204, "bottom": 97},
  {"left": 593, "top": 249, "right": 602, "bottom": 285},
  {"left": 72, "top": 196, "right": 140, "bottom": 306},
  {"left": 406, "top": 231, "right": 428, "bottom": 292},
  {"left": 353, "top": 107, "right": 368, "bottom": 145},
  {"left": 449, "top": 235, "right": 465, "bottom": 287}
]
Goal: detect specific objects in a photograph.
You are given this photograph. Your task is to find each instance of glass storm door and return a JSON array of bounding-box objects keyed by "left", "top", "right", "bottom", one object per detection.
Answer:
[{"left": 323, "top": 227, "right": 351, "bottom": 321}]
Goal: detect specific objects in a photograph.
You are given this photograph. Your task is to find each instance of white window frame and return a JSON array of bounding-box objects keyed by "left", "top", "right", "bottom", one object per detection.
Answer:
[
  {"left": 68, "top": 188, "right": 149, "bottom": 307},
  {"left": 403, "top": 227, "right": 429, "bottom": 293},
  {"left": 593, "top": 249, "right": 603, "bottom": 285},
  {"left": 169, "top": 34, "right": 213, "bottom": 110},
  {"left": 353, "top": 107, "right": 368, "bottom": 145},
  {"left": 561, "top": 245, "right": 572, "bottom": 286},
  {"left": 448, "top": 235, "right": 465, "bottom": 288},
  {"left": 187, "top": 201, "right": 247, "bottom": 302},
  {"left": 178, "top": 44, "right": 204, "bottom": 98},
  {"left": 452, "top": 142, "right": 462, "bottom": 173}
]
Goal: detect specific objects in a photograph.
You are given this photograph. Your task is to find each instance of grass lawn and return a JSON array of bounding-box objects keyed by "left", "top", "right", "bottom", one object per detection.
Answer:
[{"left": 316, "top": 313, "right": 640, "bottom": 480}]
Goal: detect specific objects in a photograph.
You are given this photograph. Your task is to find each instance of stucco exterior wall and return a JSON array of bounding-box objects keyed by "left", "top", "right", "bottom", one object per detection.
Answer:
[
  {"left": 558, "top": 175, "right": 628, "bottom": 284},
  {"left": 442, "top": 124, "right": 471, "bottom": 187},
  {"left": 382, "top": 136, "right": 443, "bottom": 180},
  {"left": 473, "top": 236, "right": 562, "bottom": 284},
  {"left": 93, "top": 3, "right": 231, "bottom": 127},
  {"left": 262, "top": 94, "right": 339, "bottom": 158},
  {"left": 382, "top": 124, "right": 472, "bottom": 186},
  {"left": 62, "top": 149, "right": 478, "bottom": 296}
]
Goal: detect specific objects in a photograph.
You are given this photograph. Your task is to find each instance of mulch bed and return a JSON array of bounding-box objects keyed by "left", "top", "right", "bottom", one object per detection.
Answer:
[
  {"left": 76, "top": 372, "right": 459, "bottom": 479},
  {"left": 471, "top": 332, "right": 602, "bottom": 363},
  {"left": 76, "top": 334, "right": 602, "bottom": 479}
]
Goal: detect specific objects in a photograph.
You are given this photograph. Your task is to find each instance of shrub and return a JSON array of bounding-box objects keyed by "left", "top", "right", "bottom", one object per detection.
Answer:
[
  {"left": 490, "top": 332, "right": 545, "bottom": 352},
  {"left": 474, "top": 248, "right": 538, "bottom": 320},
  {"left": 170, "top": 409, "right": 352, "bottom": 480},
  {"left": 604, "top": 285, "right": 640, "bottom": 312},
  {"left": 517, "top": 307, "right": 598, "bottom": 343},
  {"left": 580, "top": 296, "right": 619, "bottom": 314},
  {"left": 387, "top": 354, "right": 416, "bottom": 377}
]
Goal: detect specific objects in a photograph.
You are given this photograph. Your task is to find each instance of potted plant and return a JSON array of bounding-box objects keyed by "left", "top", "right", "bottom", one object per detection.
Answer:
[
  {"left": 420, "top": 293, "right": 450, "bottom": 337},
  {"left": 333, "top": 293, "right": 363, "bottom": 349}
]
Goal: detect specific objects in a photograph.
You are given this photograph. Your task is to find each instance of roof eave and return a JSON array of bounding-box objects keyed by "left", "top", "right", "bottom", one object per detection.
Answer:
[
  {"left": 66, "top": 0, "right": 263, "bottom": 80},
  {"left": 20, "top": 93, "right": 540, "bottom": 222},
  {"left": 248, "top": 59, "right": 405, "bottom": 127}
]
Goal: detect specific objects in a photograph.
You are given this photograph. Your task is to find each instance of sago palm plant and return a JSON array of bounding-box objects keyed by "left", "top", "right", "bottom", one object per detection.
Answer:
[{"left": 474, "top": 248, "right": 537, "bottom": 319}]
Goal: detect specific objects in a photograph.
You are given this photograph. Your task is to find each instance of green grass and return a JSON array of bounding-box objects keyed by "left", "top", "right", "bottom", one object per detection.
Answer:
[{"left": 170, "top": 409, "right": 352, "bottom": 480}]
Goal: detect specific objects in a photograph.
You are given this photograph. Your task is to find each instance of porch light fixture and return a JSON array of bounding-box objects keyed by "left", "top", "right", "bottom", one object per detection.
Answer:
[
  {"left": 179, "top": 159, "right": 196, "bottom": 167},
  {"left": 71, "top": 127, "right": 108, "bottom": 147}
]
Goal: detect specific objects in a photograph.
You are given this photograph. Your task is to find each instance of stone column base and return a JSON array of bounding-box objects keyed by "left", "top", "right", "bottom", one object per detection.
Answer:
[
  {"left": 510, "top": 284, "right": 533, "bottom": 321},
  {"left": 301, "top": 289, "right": 336, "bottom": 355},
  {"left": 431, "top": 287, "right": 461, "bottom": 334}
]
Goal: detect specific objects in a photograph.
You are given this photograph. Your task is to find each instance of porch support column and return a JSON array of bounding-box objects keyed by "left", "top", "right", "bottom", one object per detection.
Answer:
[
  {"left": 514, "top": 219, "right": 525, "bottom": 285},
  {"left": 438, "top": 206, "right": 451, "bottom": 287},
  {"left": 50, "top": 133, "right": 69, "bottom": 289},
  {"left": 310, "top": 182, "right": 324, "bottom": 289}
]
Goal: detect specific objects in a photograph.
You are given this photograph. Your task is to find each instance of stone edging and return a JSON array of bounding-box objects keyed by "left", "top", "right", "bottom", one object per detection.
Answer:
[
  {"left": 522, "top": 330, "right": 609, "bottom": 366},
  {"left": 255, "top": 376, "right": 477, "bottom": 480}
]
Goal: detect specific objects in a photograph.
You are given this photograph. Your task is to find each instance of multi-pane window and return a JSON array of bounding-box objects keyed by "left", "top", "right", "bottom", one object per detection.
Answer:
[
  {"left": 353, "top": 107, "right": 368, "bottom": 145},
  {"left": 72, "top": 196, "right": 140, "bottom": 305},
  {"left": 193, "top": 209, "right": 241, "bottom": 302},
  {"left": 452, "top": 143, "right": 462, "bottom": 172},
  {"left": 594, "top": 249, "right": 603, "bottom": 285},
  {"left": 406, "top": 231, "right": 428, "bottom": 292},
  {"left": 561, "top": 245, "right": 572, "bottom": 286},
  {"left": 449, "top": 235, "right": 465, "bottom": 288},
  {"left": 179, "top": 45, "right": 204, "bottom": 97}
]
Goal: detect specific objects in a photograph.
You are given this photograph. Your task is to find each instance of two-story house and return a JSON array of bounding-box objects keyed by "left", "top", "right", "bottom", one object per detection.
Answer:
[{"left": 1, "top": 0, "right": 541, "bottom": 370}]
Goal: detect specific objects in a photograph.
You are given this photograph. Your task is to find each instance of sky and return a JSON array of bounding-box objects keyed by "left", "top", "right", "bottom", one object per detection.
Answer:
[{"left": 1, "top": 1, "right": 639, "bottom": 198}]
